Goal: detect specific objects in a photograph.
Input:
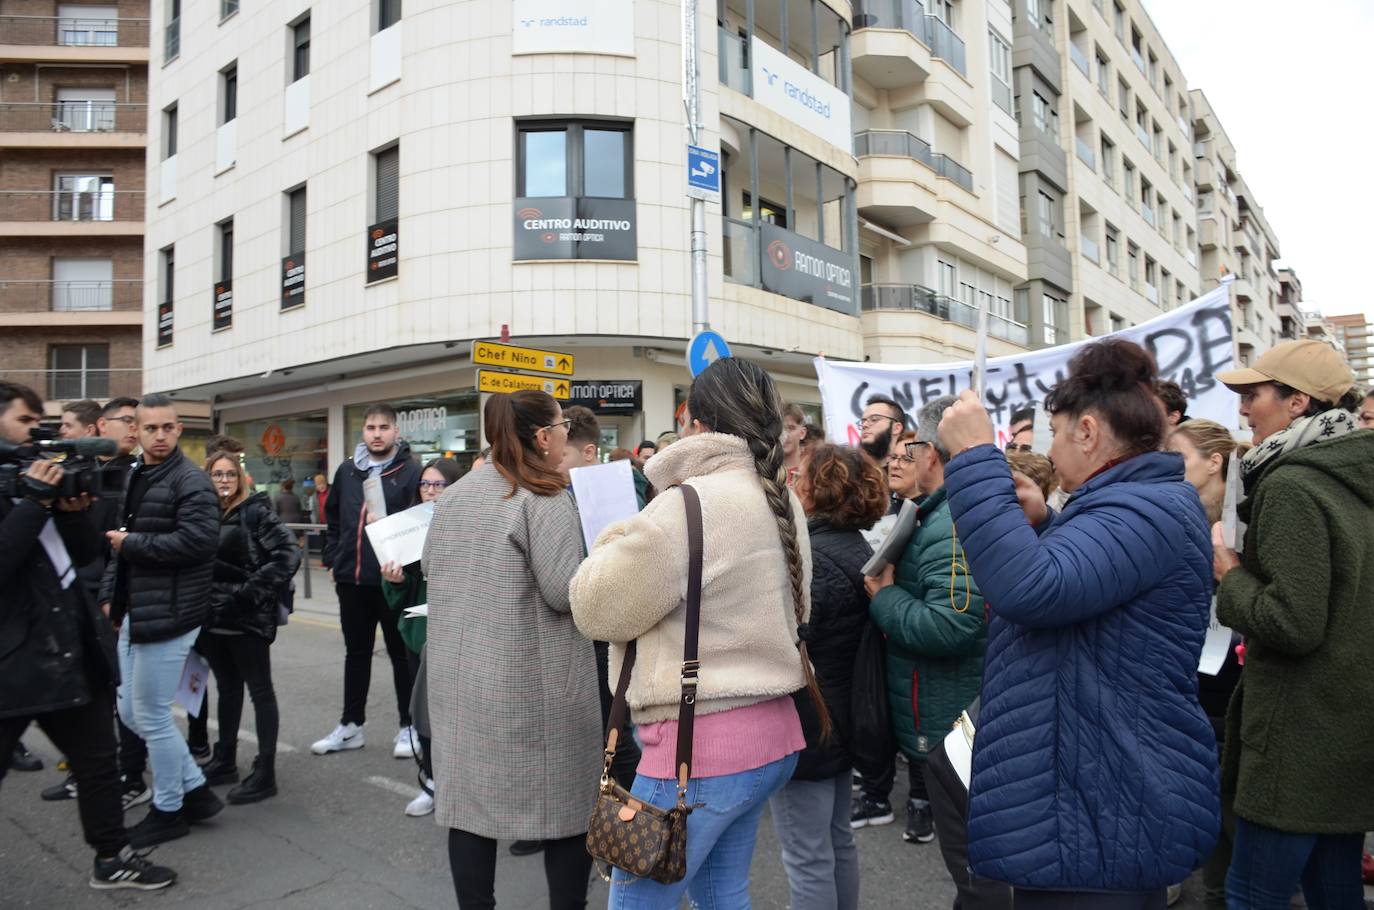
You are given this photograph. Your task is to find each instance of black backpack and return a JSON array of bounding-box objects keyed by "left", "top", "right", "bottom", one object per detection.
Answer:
[{"left": 849, "top": 618, "right": 897, "bottom": 779}]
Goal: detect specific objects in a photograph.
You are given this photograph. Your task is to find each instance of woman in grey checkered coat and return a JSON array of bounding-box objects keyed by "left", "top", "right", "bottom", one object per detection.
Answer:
[{"left": 422, "top": 390, "right": 602, "bottom": 909}]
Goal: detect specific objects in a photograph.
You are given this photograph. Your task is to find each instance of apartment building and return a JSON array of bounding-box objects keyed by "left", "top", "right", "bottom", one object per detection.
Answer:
[
  {"left": 0, "top": 0, "right": 148, "bottom": 411},
  {"left": 1053, "top": 0, "right": 1200, "bottom": 341},
  {"left": 1191, "top": 88, "right": 1281, "bottom": 366},
  {"left": 1277, "top": 266, "right": 1301, "bottom": 340},
  {"left": 1328, "top": 313, "right": 1372, "bottom": 389}
]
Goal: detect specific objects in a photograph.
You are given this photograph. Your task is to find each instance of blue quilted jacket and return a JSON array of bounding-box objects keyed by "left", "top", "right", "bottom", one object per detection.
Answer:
[{"left": 945, "top": 445, "right": 1219, "bottom": 892}]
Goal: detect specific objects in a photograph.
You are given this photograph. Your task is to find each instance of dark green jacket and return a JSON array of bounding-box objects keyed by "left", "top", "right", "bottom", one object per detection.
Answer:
[
  {"left": 869, "top": 486, "right": 986, "bottom": 762},
  {"left": 1217, "top": 430, "right": 1374, "bottom": 834},
  {"left": 631, "top": 467, "right": 649, "bottom": 510},
  {"left": 381, "top": 563, "right": 427, "bottom": 654}
]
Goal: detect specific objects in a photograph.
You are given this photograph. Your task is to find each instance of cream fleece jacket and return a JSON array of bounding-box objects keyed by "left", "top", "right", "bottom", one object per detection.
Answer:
[{"left": 570, "top": 432, "right": 812, "bottom": 724}]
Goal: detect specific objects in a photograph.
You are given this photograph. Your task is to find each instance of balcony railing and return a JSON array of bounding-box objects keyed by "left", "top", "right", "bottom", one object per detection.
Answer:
[
  {"left": 718, "top": 27, "right": 751, "bottom": 94},
  {"left": 861, "top": 284, "right": 1029, "bottom": 345},
  {"left": 1145, "top": 283, "right": 1159, "bottom": 305},
  {"left": 0, "top": 368, "right": 141, "bottom": 401},
  {"left": 0, "top": 102, "right": 147, "bottom": 133},
  {"left": 1080, "top": 235, "right": 1100, "bottom": 263},
  {"left": 1075, "top": 137, "right": 1095, "bottom": 169},
  {"left": 0, "top": 190, "right": 144, "bottom": 222},
  {"left": 924, "top": 16, "right": 966, "bottom": 75},
  {"left": 723, "top": 217, "right": 757, "bottom": 286},
  {"left": 1136, "top": 123, "right": 1152, "bottom": 150},
  {"left": 1069, "top": 43, "right": 1090, "bottom": 77},
  {"left": 992, "top": 79, "right": 1012, "bottom": 115},
  {"left": 0, "top": 279, "right": 142, "bottom": 312},
  {"left": 0, "top": 15, "right": 149, "bottom": 47},
  {"left": 1142, "top": 204, "right": 1155, "bottom": 227},
  {"left": 1131, "top": 46, "right": 1145, "bottom": 74},
  {"left": 1186, "top": 249, "right": 1197, "bottom": 267},
  {"left": 855, "top": 0, "right": 927, "bottom": 38},
  {"left": 855, "top": 129, "right": 934, "bottom": 167},
  {"left": 933, "top": 153, "right": 973, "bottom": 192}
]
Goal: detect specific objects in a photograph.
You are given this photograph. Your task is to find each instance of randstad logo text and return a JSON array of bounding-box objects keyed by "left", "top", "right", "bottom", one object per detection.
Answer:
[{"left": 760, "top": 68, "right": 832, "bottom": 121}]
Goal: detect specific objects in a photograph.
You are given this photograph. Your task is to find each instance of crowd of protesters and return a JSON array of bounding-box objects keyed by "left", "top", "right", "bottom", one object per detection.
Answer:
[{"left": 2, "top": 332, "right": 1372, "bottom": 907}]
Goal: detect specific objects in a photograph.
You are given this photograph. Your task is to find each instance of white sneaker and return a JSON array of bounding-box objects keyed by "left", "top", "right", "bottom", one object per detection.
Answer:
[
  {"left": 311, "top": 723, "right": 364, "bottom": 755},
  {"left": 405, "top": 780, "right": 435, "bottom": 817},
  {"left": 393, "top": 726, "right": 417, "bottom": 759}
]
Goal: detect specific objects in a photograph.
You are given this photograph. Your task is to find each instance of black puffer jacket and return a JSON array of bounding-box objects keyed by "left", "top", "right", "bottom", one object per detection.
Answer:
[
  {"left": 0, "top": 497, "right": 115, "bottom": 720},
  {"left": 793, "top": 518, "right": 874, "bottom": 781},
  {"left": 323, "top": 442, "right": 421, "bottom": 587},
  {"left": 99, "top": 448, "right": 219, "bottom": 643},
  {"left": 209, "top": 493, "right": 301, "bottom": 642}
]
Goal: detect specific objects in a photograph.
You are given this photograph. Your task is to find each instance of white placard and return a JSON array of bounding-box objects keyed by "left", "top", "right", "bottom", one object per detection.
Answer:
[
  {"left": 816, "top": 286, "right": 1237, "bottom": 446},
  {"left": 364, "top": 501, "right": 435, "bottom": 568},
  {"left": 749, "top": 36, "right": 853, "bottom": 151},
  {"left": 513, "top": 0, "right": 635, "bottom": 57},
  {"left": 570, "top": 460, "right": 640, "bottom": 554},
  {"left": 1199, "top": 598, "right": 1233, "bottom": 677},
  {"left": 175, "top": 649, "right": 211, "bottom": 717}
]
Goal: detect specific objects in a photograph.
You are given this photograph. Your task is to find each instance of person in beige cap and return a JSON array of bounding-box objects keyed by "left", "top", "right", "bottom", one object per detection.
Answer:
[{"left": 1209, "top": 339, "right": 1374, "bottom": 908}]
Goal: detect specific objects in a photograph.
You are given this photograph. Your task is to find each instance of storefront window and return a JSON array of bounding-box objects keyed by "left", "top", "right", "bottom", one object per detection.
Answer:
[
  {"left": 344, "top": 391, "right": 480, "bottom": 473},
  {"left": 224, "top": 412, "right": 329, "bottom": 500}
]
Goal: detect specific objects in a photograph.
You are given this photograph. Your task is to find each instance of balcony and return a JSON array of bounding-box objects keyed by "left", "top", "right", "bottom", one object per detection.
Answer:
[
  {"left": 0, "top": 16, "right": 149, "bottom": 63},
  {"left": 1199, "top": 217, "right": 1220, "bottom": 250},
  {"left": 718, "top": 28, "right": 751, "bottom": 94},
  {"left": 0, "top": 102, "right": 146, "bottom": 146},
  {"left": 1080, "top": 234, "right": 1100, "bottom": 263},
  {"left": 1069, "top": 43, "right": 1090, "bottom": 78},
  {"left": 722, "top": 217, "right": 757, "bottom": 287},
  {"left": 0, "top": 190, "right": 145, "bottom": 235},
  {"left": 933, "top": 153, "right": 973, "bottom": 192},
  {"left": 851, "top": 0, "right": 934, "bottom": 89},
  {"left": 855, "top": 130, "right": 938, "bottom": 226},
  {"left": 1075, "top": 137, "right": 1095, "bottom": 169},
  {"left": 855, "top": 129, "right": 933, "bottom": 166},
  {"left": 1195, "top": 157, "right": 1215, "bottom": 191},
  {"left": 861, "top": 284, "right": 1028, "bottom": 344},
  {"left": 923, "top": 16, "right": 966, "bottom": 76},
  {"left": 0, "top": 280, "right": 143, "bottom": 326},
  {"left": 0, "top": 368, "right": 141, "bottom": 401}
]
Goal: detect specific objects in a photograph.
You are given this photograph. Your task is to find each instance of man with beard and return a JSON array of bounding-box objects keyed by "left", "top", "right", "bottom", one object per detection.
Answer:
[{"left": 858, "top": 395, "right": 909, "bottom": 516}]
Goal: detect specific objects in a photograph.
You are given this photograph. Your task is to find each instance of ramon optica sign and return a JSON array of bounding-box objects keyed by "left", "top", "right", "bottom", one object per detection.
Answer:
[{"left": 759, "top": 224, "right": 856, "bottom": 315}]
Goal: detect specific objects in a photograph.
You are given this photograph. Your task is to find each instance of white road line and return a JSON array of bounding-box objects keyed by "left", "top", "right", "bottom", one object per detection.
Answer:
[
  {"left": 364, "top": 775, "right": 419, "bottom": 798},
  {"left": 170, "top": 709, "right": 300, "bottom": 753}
]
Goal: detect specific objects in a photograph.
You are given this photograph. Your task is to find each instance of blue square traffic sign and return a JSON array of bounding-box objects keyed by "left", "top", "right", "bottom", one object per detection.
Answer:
[{"left": 687, "top": 145, "right": 720, "bottom": 199}]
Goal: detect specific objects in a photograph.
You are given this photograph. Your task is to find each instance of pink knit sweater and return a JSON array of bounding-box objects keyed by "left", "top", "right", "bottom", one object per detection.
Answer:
[{"left": 635, "top": 695, "right": 805, "bottom": 780}]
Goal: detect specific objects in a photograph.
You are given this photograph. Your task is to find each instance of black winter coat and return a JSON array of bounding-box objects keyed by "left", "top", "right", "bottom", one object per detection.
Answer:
[
  {"left": 0, "top": 497, "right": 116, "bottom": 720},
  {"left": 209, "top": 493, "right": 302, "bottom": 642},
  {"left": 793, "top": 518, "right": 874, "bottom": 781},
  {"left": 323, "top": 443, "right": 421, "bottom": 587},
  {"left": 99, "top": 448, "right": 219, "bottom": 643},
  {"left": 74, "top": 453, "right": 135, "bottom": 603}
]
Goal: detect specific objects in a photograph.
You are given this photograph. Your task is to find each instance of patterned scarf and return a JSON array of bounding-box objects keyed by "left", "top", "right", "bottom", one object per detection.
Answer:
[{"left": 1240, "top": 408, "right": 1359, "bottom": 491}]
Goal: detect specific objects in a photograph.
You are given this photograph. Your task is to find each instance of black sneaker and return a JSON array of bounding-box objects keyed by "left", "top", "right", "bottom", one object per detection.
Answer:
[
  {"left": 509, "top": 840, "right": 546, "bottom": 857},
  {"left": 121, "top": 775, "right": 151, "bottom": 811},
  {"left": 182, "top": 784, "right": 224, "bottom": 823},
  {"left": 850, "top": 796, "right": 895, "bottom": 829},
  {"left": 10, "top": 741, "right": 43, "bottom": 772},
  {"left": 903, "top": 798, "right": 935, "bottom": 843},
  {"left": 127, "top": 807, "right": 189, "bottom": 848},
  {"left": 91, "top": 845, "right": 177, "bottom": 891},
  {"left": 41, "top": 774, "right": 78, "bottom": 802}
]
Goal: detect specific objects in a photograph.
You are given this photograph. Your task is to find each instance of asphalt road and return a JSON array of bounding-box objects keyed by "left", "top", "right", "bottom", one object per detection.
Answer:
[{"left": 2, "top": 568, "right": 1366, "bottom": 908}]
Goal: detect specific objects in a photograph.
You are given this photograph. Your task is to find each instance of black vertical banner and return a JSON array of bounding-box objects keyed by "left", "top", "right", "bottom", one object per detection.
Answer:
[
  {"left": 157, "top": 301, "right": 173, "bottom": 347},
  {"left": 212, "top": 280, "right": 233, "bottom": 330},
  {"left": 282, "top": 252, "right": 306, "bottom": 309},
  {"left": 367, "top": 220, "right": 399, "bottom": 282}
]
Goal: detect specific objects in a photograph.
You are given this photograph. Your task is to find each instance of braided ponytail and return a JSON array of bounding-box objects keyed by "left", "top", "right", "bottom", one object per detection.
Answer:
[{"left": 688, "top": 359, "right": 833, "bottom": 740}]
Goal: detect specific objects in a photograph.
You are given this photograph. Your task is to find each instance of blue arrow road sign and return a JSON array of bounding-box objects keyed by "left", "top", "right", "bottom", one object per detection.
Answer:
[
  {"left": 687, "top": 330, "right": 732, "bottom": 378},
  {"left": 687, "top": 145, "right": 720, "bottom": 198}
]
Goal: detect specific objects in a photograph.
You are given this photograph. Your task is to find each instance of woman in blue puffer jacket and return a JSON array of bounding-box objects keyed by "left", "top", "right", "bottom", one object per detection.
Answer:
[{"left": 935, "top": 339, "right": 1219, "bottom": 910}]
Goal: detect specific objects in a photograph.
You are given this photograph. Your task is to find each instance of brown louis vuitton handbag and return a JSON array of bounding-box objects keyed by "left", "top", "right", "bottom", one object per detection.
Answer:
[{"left": 585, "top": 482, "right": 704, "bottom": 885}]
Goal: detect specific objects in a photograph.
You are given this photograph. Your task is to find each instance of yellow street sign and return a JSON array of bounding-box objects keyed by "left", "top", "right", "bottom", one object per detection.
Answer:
[
  {"left": 477, "top": 370, "right": 571, "bottom": 400},
  {"left": 472, "top": 340, "right": 574, "bottom": 376}
]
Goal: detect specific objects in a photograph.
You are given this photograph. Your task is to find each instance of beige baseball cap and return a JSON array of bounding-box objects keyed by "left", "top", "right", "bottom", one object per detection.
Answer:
[{"left": 1217, "top": 340, "right": 1356, "bottom": 404}]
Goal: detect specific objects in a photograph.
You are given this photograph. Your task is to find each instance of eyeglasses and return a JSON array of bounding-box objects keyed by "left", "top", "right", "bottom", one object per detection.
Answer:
[
  {"left": 542, "top": 419, "right": 572, "bottom": 432},
  {"left": 210, "top": 471, "right": 238, "bottom": 481},
  {"left": 1006, "top": 443, "right": 1034, "bottom": 453},
  {"left": 105, "top": 415, "right": 136, "bottom": 425},
  {"left": 855, "top": 414, "right": 900, "bottom": 429},
  {"left": 418, "top": 480, "right": 449, "bottom": 491}
]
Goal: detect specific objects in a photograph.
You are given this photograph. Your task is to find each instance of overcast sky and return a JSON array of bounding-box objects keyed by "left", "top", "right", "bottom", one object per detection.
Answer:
[{"left": 1144, "top": 0, "right": 1374, "bottom": 321}]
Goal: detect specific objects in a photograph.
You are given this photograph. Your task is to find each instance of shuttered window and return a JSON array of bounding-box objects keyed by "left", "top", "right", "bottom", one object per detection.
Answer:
[
  {"left": 374, "top": 146, "right": 399, "bottom": 222},
  {"left": 288, "top": 186, "right": 307, "bottom": 252},
  {"left": 293, "top": 16, "right": 311, "bottom": 80},
  {"left": 219, "top": 219, "right": 234, "bottom": 281}
]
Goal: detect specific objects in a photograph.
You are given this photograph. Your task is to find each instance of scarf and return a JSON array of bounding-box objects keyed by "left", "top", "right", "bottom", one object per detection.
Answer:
[{"left": 1239, "top": 408, "right": 1359, "bottom": 492}]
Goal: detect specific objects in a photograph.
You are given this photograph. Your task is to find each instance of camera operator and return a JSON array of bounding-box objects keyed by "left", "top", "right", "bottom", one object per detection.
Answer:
[{"left": 0, "top": 382, "right": 176, "bottom": 891}]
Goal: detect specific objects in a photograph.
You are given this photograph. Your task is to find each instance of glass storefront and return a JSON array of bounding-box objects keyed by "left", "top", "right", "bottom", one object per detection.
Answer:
[
  {"left": 344, "top": 390, "right": 480, "bottom": 474},
  {"left": 224, "top": 411, "right": 329, "bottom": 502}
]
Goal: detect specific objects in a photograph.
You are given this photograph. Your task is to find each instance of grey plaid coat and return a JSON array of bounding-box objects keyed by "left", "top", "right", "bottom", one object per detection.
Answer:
[{"left": 421, "top": 464, "right": 602, "bottom": 838}]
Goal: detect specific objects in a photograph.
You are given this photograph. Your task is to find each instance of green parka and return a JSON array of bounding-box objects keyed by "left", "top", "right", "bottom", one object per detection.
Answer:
[
  {"left": 869, "top": 486, "right": 986, "bottom": 762},
  {"left": 1217, "top": 430, "right": 1374, "bottom": 834}
]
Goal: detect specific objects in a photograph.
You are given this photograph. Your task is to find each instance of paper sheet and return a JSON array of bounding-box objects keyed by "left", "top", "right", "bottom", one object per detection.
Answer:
[
  {"left": 569, "top": 460, "right": 640, "bottom": 554},
  {"left": 362, "top": 474, "right": 388, "bottom": 523},
  {"left": 364, "top": 501, "right": 435, "bottom": 567},
  {"left": 862, "top": 498, "right": 919, "bottom": 577},
  {"left": 403, "top": 603, "right": 428, "bottom": 620},
  {"left": 175, "top": 649, "right": 211, "bottom": 717},
  {"left": 1199, "top": 598, "right": 1233, "bottom": 676}
]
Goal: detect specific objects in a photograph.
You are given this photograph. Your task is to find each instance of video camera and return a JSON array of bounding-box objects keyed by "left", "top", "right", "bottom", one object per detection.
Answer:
[{"left": 0, "top": 428, "right": 123, "bottom": 500}]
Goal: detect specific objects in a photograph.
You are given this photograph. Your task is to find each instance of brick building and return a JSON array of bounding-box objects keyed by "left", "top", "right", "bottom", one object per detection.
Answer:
[{"left": 0, "top": 0, "right": 148, "bottom": 411}]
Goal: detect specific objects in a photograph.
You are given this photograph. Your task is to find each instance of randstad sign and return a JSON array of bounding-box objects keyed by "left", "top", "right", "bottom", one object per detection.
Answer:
[{"left": 749, "top": 37, "right": 852, "bottom": 151}]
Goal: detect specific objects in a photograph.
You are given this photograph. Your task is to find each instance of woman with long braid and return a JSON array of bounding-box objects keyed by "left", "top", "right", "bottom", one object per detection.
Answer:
[{"left": 572, "top": 357, "right": 826, "bottom": 910}]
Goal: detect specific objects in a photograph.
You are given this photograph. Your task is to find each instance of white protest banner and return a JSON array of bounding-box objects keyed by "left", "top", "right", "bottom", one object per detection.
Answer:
[
  {"left": 364, "top": 501, "right": 435, "bottom": 567},
  {"left": 816, "top": 285, "right": 1237, "bottom": 446},
  {"left": 570, "top": 459, "right": 640, "bottom": 554}
]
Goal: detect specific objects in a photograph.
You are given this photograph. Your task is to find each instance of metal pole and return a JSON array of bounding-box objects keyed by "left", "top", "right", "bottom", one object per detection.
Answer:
[{"left": 685, "top": 0, "right": 709, "bottom": 335}]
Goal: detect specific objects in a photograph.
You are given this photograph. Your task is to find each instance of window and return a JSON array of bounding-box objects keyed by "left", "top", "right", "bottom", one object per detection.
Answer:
[
  {"left": 516, "top": 121, "right": 633, "bottom": 199},
  {"left": 160, "top": 246, "right": 175, "bottom": 305},
  {"left": 1127, "top": 241, "right": 1139, "bottom": 287},
  {"left": 929, "top": 0, "right": 955, "bottom": 28},
  {"left": 1042, "top": 294, "right": 1063, "bottom": 345},
  {"left": 1096, "top": 48, "right": 1110, "bottom": 95},
  {"left": 1032, "top": 92, "right": 1058, "bottom": 137},
  {"left": 53, "top": 174, "right": 113, "bottom": 221},
  {"left": 1172, "top": 212, "right": 1182, "bottom": 246},
  {"left": 1118, "top": 78, "right": 1130, "bottom": 120},
  {"left": 1037, "top": 191, "right": 1056, "bottom": 237},
  {"left": 165, "top": 0, "right": 181, "bottom": 61},
  {"left": 55, "top": 87, "right": 115, "bottom": 131},
  {"left": 58, "top": 4, "right": 117, "bottom": 46},
  {"left": 1145, "top": 256, "right": 1157, "bottom": 289},
  {"left": 49, "top": 344, "right": 109, "bottom": 399},
  {"left": 742, "top": 192, "right": 788, "bottom": 228},
  {"left": 1105, "top": 224, "right": 1120, "bottom": 274},
  {"left": 292, "top": 16, "right": 311, "bottom": 81},
  {"left": 1111, "top": 314, "right": 1126, "bottom": 333},
  {"left": 220, "top": 63, "right": 238, "bottom": 124},
  {"left": 377, "top": 0, "right": 401, "bottom": 31},
  {"left": 221, "top": 0, "right": 238, "bottom": 20},
  {"left": 162, "top": 104, "right": 178, "bottom": 158},
  {"left": 1025, "top": 0, "right": 1041, "bottom": 28},
  {"left": 287, "top": 186, "right": 307, "bottom": 253},
  {"left": 218, "top": 219, "right": 234, "bottom": 283},
  {"left": 52, "top": 258, "right": 113, "bottom": 311},
  {"left": 1113, "top": 1, "right": 1125, "bottom": 41},
  {"left": 938, "top": 260, "right": 957, "bottom": 298},
  {"left": 1148, "top": 52, "right": 1158, "bottom": 89},
  {"left": 1123, "top": 159, "right": 1136, "bottom": 201},
  {"left": 989, "top": 31, "right": 1012, "bottom": 113},
  {"left": 1101, "top": 136, "right": 1115, "bottom": 186},
  {"left": 373, "top": 144, "right": 400, "bottom": 221}
]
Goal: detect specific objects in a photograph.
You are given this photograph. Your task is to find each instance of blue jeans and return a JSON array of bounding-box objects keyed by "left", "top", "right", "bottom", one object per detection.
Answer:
[
  {"left": 1225, "top": 817, "right": 1364, "bottom": 910},
  {"left": 116, "top": 624, "right": 206, "bottom": 812},
  {"left": 608, "top": 753, "right": 798, "bottom": 910},
  {"left": 768, "top": 772, "right": 859, "bottom": 910}
]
